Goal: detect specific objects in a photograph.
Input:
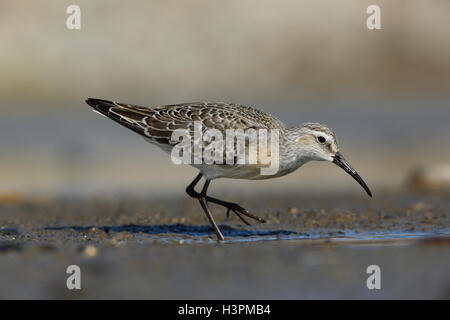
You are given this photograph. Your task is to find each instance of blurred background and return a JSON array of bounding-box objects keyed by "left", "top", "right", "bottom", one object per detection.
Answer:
[{"left": 1, "top": 0, "right": 449, "bottom": 198}]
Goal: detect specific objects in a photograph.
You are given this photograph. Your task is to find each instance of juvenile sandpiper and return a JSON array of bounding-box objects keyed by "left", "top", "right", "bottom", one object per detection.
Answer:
[{"left": 86, "top": 99, "right": 372, "bottom": 240}]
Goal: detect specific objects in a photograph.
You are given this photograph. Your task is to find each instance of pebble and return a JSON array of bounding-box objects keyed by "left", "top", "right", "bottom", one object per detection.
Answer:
[
  {"left": 83, "top": 245, "right": 98, "bottom": 258},
  {"left": 408, "top": 163, "right": 450, "bottom": 193}
]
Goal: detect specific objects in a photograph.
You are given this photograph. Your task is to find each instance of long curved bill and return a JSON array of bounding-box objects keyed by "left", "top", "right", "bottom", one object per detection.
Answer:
[{"left": 332, "top": 152, "right": 372, "bottom": 197}]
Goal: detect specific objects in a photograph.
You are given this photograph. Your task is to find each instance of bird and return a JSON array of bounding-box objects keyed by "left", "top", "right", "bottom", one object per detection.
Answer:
[{"left": 86, "top": 98, "right": 372, "bottom": 240}]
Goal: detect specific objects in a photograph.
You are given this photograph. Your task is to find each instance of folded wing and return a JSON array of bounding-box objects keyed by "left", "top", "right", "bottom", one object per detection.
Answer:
[{"left": 86, "top": 99, "right": 284, "bottom": 146}]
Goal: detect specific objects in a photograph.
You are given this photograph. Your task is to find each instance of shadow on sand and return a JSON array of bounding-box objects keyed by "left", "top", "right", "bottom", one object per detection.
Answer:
[{"left": 45, "top": 224, "right": 299, "bottom": 238}]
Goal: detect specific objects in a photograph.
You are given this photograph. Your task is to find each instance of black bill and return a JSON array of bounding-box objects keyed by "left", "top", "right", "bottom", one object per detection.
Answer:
[{"left": 332, "top": 152, "right": 372, "bottom": 197}]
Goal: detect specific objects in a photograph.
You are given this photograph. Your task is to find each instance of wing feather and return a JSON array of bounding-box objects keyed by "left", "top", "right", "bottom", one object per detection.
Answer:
[{"left": 86, "top": 99, "right": 285, "bottom": 146}]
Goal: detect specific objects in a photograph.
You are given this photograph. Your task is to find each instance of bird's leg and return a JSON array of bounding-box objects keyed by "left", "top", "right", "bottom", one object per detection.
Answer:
[
  {"left": 185, "top": 173, "right": 265, "bottom": 225},
  {"left": 197, "top": 179, "right": 224, "bottom": 241},
  {"left": 185, "top": 173, "right": 203, "bottom": 198}
]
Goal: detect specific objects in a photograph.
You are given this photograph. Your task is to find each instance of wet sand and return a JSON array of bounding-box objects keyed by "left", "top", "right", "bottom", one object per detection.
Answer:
[{"left": 0, "top": 192, "right": 449, "bottom": 299}]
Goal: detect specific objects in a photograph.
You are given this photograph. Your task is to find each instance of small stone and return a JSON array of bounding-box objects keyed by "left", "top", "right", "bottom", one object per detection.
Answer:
[
  {"left": 407, "top": 163, "right": 450, "bottom": 193},
  {"left": 0, "top": 191, "right": 24, "bottom": 205},
  {"left": 83, "top": 245, "right": 98, "bottom": 258},
  {"left": 411, "top": 202, "right": 431, "bottom": 211}
]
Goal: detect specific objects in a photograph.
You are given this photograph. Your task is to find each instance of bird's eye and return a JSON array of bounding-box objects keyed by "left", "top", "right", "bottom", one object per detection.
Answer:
[{"left": 318, "top": 136, "right": 326, "bottom": 143}]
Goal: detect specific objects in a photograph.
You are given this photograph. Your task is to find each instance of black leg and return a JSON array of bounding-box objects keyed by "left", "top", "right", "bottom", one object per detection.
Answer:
[
  {"left": 185, "top": 173, "right": 266, "bottom": 225},
  {"left": 228, "top": 208, "right": 251, "bottom": 225},
  {"left": 198, "top": 179, "right": 225, "bottom": 241},
  {"left": 186, "top": 173, "right": 203, "bottom": 198}
]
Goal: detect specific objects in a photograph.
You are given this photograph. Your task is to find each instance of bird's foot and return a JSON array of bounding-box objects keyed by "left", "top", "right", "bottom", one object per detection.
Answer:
[{"left": 222, "top": 202, "right": 266, "bottom": 225}]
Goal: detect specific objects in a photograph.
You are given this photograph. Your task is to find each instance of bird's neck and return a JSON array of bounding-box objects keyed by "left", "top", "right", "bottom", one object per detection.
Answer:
[{"left": 276, "top": 127, "right": 308, "bottom": 175}]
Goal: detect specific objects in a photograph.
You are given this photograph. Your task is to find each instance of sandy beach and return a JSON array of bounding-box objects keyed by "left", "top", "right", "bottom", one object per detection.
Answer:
[{"left": 0, "top": 192, "right": 448, "bottom": 299}]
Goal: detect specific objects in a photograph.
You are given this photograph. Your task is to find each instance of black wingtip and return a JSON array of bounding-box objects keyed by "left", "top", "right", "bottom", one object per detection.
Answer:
[
  {"left": 86, "top": 98, "right": 97, "bottom": 107},
  {"left": 85, "top": 98, "right": 114, "bottom": 114},
  {"left": 86, "top": 98, "right": 110, "bottom": 107}
]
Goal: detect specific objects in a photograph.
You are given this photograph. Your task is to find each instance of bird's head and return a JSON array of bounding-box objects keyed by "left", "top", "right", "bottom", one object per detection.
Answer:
[{"left": 292, "top": 123, "right": 372, "bottom": 197}]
